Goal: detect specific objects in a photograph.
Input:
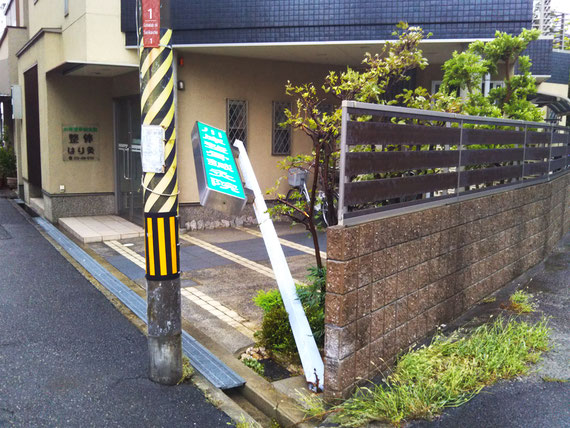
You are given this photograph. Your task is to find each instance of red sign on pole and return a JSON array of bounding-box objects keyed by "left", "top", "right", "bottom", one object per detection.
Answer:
[{"left": 141, "top": 0, "right": 160, "bottom": 48}]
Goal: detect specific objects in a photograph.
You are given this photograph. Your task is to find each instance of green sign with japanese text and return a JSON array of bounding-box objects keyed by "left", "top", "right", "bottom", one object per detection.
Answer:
[{"left": 191, "top": 121, "right": 246, "bottom": 215}]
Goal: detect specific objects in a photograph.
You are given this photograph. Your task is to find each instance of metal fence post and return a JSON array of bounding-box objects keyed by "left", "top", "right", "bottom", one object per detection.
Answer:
[
  {"left": 455, "top": 120, "right": 464, "bottom": 197},
  {"left": 547, "top": 125, "right": 554, "bottom": 180},
  {"left": 338, "top": 102, "right": 349, "bottom": 226},
  {"left": 521, "top": 125, "right": 527, "bottom": 181}
]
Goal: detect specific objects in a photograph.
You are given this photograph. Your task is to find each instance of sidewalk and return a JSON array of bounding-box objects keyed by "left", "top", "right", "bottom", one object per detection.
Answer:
[
  {"left": 0, "top": 198, "right": 233, "bottom": 427},
  {"left": 408, "top": 232, "right": 570, "bottom": 428},
  {"left": 87, "top": 220, "right": 326, "bottom": 356}
]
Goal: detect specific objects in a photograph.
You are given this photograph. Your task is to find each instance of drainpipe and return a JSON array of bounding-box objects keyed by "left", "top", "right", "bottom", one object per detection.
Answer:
[{"left": 137, "top": 0, "right": 182, "bottom": 385}]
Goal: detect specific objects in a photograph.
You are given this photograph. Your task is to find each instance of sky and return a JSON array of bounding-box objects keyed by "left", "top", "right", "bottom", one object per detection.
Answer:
[{"left": 551, "top": 0, "right": 570, "bottom": 14}]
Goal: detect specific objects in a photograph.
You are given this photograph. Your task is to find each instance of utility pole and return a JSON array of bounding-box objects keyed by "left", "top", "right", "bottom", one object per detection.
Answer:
[{"left": 137, "top": 0, "right": 182, "bottom": 384}]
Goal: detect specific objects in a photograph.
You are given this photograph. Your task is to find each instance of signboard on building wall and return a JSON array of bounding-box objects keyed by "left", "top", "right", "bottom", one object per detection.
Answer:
[
  {"left": 62, "top": 125, "right": 99, "bottom": 161},
  {"left": 191, "top": 121, "right": 247, "bottom": 215},
  {"left": 141, "top": 0, "right": 160, "bottom": 48}
]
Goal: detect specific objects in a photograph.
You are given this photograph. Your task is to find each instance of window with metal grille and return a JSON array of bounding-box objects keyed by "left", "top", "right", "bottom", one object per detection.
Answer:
[
  {"left": 272, "top": 101, "right": 291, "bottom": 155},
  {"left": 226, "top": 99, "right": 247, "bottom": 147}
]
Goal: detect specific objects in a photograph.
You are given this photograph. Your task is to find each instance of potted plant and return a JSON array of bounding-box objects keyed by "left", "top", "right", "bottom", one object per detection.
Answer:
[{"left": 0, "top": 126, "right": 17, "bottom": 189}]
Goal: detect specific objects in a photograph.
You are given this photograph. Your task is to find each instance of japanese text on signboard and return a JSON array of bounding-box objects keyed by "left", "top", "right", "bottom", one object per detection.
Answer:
[
  {"left": 197, "top": 123, "right": 245, "bottom": 199},
  {"left": 141, "top": 0, "right": 160, "bottom": 48},
  {"left": 62, "top": 125, "right": 98, "bottom": 161}
]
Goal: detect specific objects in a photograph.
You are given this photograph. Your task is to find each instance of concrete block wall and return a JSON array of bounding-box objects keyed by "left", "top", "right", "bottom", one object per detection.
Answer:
[{"left": 324, "top": 173, "right": 570, "bottom": 399}]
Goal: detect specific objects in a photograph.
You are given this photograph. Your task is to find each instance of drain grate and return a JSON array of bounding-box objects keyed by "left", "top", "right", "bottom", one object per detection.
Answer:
[
  {"left": 0, "top": 225, "right": 12, "bottom": 240},
  {"left": 33, "top": 217, "right": 245, "bottom": 390}
]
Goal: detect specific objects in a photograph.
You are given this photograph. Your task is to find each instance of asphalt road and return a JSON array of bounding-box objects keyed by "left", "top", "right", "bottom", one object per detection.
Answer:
[{"left": 0, "top": 198, "right": 232, "bottom": 427}]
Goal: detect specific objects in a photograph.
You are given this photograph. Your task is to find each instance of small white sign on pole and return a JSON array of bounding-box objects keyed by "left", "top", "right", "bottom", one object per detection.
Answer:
[{"left": 141, "top": 125, "right": 165, "bottom": 173}]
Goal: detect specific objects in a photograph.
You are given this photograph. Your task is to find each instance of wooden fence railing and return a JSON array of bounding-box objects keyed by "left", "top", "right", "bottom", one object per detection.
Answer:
[{"left": 338, "top": 101, "right": 570, "bottom": 226}]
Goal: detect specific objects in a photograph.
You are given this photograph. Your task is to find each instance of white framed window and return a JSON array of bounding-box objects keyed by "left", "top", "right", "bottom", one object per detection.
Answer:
[
  {"left": 432, "top": 80, "right": 467, "bottom": 97},
  {"left": 226, "top": 99, "right": 247, "bottom": 147},
  {"left": 272, "top": 101, "right": 291, "bottom": 156},
  {"left": 481, "top": 74, "right": 505, "bottom": 96},
  {"left": 431, "top": 80, "right": 443, "bottom": 94}
]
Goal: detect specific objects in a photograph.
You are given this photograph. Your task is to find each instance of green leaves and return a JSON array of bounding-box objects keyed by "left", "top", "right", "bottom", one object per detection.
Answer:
[
  {"left": 442, "top": 51, "right": 488, "bottom": 94},
  {"left": 399, "top": 28, "right": 544, "bottom": 122}
]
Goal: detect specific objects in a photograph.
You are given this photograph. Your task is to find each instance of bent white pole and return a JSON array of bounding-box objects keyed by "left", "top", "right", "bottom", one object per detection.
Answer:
[{"left": 233, "top": 140, "right": 324, "bottom": 392}]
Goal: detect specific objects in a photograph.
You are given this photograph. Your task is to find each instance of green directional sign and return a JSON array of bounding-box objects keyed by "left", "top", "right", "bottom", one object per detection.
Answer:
[{"left": 191, "top": 121, "right": 247, "bottom": 215}]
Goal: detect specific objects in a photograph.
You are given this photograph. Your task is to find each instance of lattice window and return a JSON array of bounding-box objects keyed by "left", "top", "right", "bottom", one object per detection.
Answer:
[
  {"left": 226, "top": 99, "right": 247, "bottom": 147},
  {"left": 272, "top": 101, "right": 291, "bottom": 155}
]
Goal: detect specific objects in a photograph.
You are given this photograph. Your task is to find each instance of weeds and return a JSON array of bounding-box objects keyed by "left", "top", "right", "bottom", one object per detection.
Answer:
[
  {"left": 242, "top": 357, "right": 265, "bottom": 376},
  {"left": 300, "top": 316, "right": 550, "bottom": 427},
  {"left": 178, "top": 355, "right": 195, "bottom": 384},
  {"left": 508, "top": 290, "right": 536, "bottom": 314},
  {"left": 234, "top": 415, "right": 262, "bottom": 428},
  {"left": 542, "top": 376, "right": 568, "bottom": 383}
]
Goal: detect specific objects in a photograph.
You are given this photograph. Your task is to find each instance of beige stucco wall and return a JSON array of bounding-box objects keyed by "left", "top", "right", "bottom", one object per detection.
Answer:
[
  {"left": 17, "top": 31, "right": 135, "bottom": 198},
  {"left": 538, "top": 81, "right": 569, "bottom": 98},
  {"left": 27, "top": 0, "right": 68, "bottom": 37},
  {"left": 84, "top": 1, "right": 137, "bottom": 66},
  {"left": 0, "top": 28, "right": 29, "bottom": 93},
  {"left": 176, "top": 53, "right": 340, "bottom": 204},
  {"left": 29, "top": 0, "right": 136, "bottom": 70},
  {"left": 112, "top": 70, "right": 140, "bottom": 98},
  {"left": 7, "top": 28, "right": 29, "bottom": 83},
  {"left": 44, "top": 73, "right": 116, "bottom": 195},
  {"left": 536, "top": 82, "right": 569, "bottom": 126}
]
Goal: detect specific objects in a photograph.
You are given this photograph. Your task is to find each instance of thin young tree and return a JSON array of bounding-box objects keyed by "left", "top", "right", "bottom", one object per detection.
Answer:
[{"left": 267, "top": 23, "right": 430, "bottom": 269}]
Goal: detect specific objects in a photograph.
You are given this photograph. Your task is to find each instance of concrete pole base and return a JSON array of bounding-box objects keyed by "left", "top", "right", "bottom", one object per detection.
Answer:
[{"left": 148, "top": 334, "right": 183, "bottom": 385}]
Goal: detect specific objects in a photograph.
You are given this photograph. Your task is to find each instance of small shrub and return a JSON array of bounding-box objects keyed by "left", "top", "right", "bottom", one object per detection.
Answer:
[
  {"left": 253, "top": 289, "right": 283, "bottom": 313},
  {"left": 256, "top": 304, "right": 297, "bottom": 355},
  {"left": 0, "top": 146, "right": 16, "bottom": 179},
  {"left": 242, "top": 357, "right": 265, "bottom": 376},
  {"left": 253, "top": 267, "right": 326, "bottom": 355}
]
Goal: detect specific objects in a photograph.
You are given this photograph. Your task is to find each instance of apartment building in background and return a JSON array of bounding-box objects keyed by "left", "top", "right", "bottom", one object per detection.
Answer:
[{"left": 0, "top": 0, "right": 567, "bottom": 226}]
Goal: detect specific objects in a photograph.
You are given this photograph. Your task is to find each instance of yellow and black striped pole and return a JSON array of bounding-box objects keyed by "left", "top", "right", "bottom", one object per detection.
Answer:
[{"left": 138, "top": 0, "right": 182, "bottom": 385}]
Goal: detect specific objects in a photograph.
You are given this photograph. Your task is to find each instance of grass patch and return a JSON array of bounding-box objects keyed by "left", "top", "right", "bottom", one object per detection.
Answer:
[
  {"left": 482, "top": 297, "right": 496, "bottom": 303},
  {"left": 508, "top": 290, "right": 536, "bottom": 314},
  {"left": 301, "top": 317, "right": 550, "bottom": 427},
  {"left": 542, "top": 376, "right": 568, "bottom": 383},
  {"left": 241, "top": 357, "right": 265, "bottom": 376},
  {"left": 234, "top": 415, "right": 261, "bottom": 428}
]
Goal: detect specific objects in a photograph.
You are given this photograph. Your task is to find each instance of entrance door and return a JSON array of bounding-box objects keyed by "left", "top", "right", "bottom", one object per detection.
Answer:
[
  {"left": 24, "top": 66, "right": 42, "bottom": 196},
  {"left": 115, "top": 96, "right": 143, "bottom": 224}
]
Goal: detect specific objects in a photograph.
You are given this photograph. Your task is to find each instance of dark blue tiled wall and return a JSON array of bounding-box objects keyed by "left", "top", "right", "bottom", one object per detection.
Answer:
[
  {"left": 521, "top": 38, "right": 553, "bottom": 76},
  {"left": 548, "top": 51, "right": 570, "bottom": 84},
  {"left": 122, "top": 0, "right": 533, "bottom": 46}
]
